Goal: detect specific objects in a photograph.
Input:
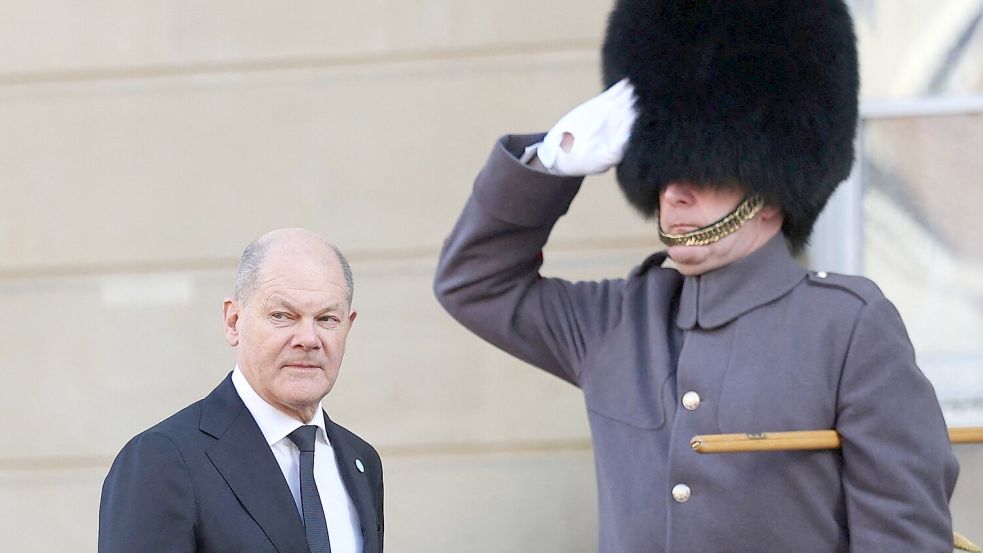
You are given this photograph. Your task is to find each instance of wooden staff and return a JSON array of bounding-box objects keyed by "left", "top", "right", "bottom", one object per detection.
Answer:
[
  {"left": 690, "top": 426, "right": 983, "bottom": 454},
  {"left": 690, "top": 427, "right": 983, "bottom": 552},
  {"left": 955, "top": 533, "right": 982, "bottom": 553}
]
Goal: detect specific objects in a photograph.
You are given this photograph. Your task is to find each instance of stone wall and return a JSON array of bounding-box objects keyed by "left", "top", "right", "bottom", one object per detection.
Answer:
[{"left": 0, "top": 2, "right": 979, "bottom": 551}]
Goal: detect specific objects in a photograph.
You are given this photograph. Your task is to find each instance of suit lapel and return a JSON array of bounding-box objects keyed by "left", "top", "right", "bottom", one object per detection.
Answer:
[
  {"left": 201, "top": 376, "right": 309, "bottom": 553},
  {"left": 325, "top": 412, "right": 379, "bottom": 553}
]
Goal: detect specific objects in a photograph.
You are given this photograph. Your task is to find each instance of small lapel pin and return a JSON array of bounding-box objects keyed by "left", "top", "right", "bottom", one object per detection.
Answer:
[{"left": 355, "top": 459, "right": 365, "bottom": 473}]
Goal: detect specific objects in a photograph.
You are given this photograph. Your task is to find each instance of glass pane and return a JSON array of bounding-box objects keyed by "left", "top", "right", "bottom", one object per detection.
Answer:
[
  {"left": 852, "top": 0, "right": 983, "bottom": 99},
  {"left": 862, "top": 112, "right": 983, "bottom": 424}
]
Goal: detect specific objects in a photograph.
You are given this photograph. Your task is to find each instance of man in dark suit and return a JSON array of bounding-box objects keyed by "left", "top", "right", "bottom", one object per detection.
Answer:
[{"left": 99, "top": 228, "right": 383, "bottom": 553}]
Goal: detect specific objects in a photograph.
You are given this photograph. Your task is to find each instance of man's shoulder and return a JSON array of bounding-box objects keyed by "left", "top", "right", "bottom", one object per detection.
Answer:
[
  {"left": 800, "top": 270, "right": 887, "bottom": 306},
  {"left": 120, "top": 375, "right": 236, "bottom": 455},
  {"left": 115, "top": 399, "right": 207, "bottom": 460},
  {"left": 143, "top": 399, "right": 207, "bottom": 440}
]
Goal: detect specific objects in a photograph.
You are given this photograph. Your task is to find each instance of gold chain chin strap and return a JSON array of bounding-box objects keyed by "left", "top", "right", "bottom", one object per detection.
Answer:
[{"left": 658, "top": 195, "right": 765, "bottom": 247}]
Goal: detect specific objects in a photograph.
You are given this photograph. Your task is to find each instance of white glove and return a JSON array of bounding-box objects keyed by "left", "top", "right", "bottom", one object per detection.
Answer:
[{"left": 536, "top": 78, "right": 638, "bottom": 176}]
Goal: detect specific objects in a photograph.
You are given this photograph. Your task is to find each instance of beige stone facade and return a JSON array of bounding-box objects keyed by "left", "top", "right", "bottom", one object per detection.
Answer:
[{"left": 1, "top": 2, "right": 980, "bottom": 551}]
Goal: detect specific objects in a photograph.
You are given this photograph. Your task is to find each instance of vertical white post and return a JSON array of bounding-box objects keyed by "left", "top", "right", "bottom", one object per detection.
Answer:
[{"left": 806, "top": 124, "right": 865, "bottom": 275}]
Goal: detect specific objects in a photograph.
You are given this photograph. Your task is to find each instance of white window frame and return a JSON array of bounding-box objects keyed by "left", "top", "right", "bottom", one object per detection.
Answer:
[
  {"left": 809, "top": 95, "right": 983, "bottom": 422},
  {"left": 807, "top": 95, "right": 983, "bottom": 274}
]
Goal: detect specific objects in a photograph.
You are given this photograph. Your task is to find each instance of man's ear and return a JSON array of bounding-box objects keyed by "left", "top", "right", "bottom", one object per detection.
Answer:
[
  {"left": 348, "top": 309, "right": 358, "bottom": 327},
  {"left": 223, "top": 299, "right": 240, "bottom": 347},
  {"left": 759, "top": 203, "right": 783, "bottom": 223}
]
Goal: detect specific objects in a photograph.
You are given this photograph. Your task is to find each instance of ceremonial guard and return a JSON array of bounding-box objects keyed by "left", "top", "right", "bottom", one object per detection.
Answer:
[{"left": 434, "top": 1, "right": 960, "bottom": 552}]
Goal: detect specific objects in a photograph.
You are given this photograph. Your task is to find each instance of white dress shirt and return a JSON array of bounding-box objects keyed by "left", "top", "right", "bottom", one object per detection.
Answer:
[{"left": 232, "top": 366, "right": 362, "bottom": 553}]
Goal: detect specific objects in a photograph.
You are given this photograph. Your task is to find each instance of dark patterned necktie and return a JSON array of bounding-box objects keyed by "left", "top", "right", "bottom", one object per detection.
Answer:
[{"left": 287, "top": 425, "right": 332, "bottom": 553}]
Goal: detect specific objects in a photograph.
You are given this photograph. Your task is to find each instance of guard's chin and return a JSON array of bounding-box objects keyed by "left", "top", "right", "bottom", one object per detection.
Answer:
[{"left": 666, "top": 245, "right": 715, "bottom": 276}]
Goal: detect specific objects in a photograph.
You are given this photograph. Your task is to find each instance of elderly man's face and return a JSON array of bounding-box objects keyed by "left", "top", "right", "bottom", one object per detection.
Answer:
[
  {"left": 659, "top": 182, "right": 782, "bottom": 276},
  {"left": 223, "top": 241, "right": 356, "bottom": 422}
]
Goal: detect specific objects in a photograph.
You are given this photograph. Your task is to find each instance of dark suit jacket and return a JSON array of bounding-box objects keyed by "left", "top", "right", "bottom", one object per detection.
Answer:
[{"left": 99, "top": 373, "right": 383, "bottom": 553}]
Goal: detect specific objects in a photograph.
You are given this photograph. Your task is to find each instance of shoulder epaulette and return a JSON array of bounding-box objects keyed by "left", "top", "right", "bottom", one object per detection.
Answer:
[{"left": 805, "top": 270, "right": 882, "bottom": 304}]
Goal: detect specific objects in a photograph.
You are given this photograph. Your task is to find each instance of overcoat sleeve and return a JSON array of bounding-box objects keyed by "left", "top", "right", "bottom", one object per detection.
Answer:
[
  {"left": 98, "top": 431, "right": 197, "bottom": 553},
  {"left": 836, "top": 293, "right": 959, "bottom": 552},
  {"left": 434, "top": 134, "right": 626, "bottom": 385}
]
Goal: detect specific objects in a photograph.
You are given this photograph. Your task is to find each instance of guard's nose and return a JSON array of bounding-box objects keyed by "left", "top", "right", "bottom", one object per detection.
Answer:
[{"left": 661, "top": 182, "right": 696, "bottom": 206}]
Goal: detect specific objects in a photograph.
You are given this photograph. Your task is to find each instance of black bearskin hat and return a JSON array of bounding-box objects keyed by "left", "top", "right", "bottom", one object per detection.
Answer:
[{"left": 602, "top": 0, "right": 859, "bottom": 250}]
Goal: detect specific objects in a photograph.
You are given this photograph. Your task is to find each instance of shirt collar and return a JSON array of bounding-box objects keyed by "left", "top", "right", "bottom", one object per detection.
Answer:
[
  {"left": 231, "top": 365, "right": 329, "bottom": 447},
  {"left": 676, "top": 234, "right": 806, "bottom": 330}
]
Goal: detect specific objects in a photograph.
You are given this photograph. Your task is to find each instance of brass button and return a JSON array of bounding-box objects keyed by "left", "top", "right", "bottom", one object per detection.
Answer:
[
  {"left": 681, "top": 391, "right": 702, "bottom": 411},
  {"left": 672, "top": 483, "right": 691, "bottom": 503}
]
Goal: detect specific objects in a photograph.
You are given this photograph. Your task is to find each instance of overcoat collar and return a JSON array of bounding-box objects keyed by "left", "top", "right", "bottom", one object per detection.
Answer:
[
  {"left": 676, "top": 234, "right": 806, "bottom": 330},
  {"left": 199, "top": 374, "right": 379, "bottom": 553}
]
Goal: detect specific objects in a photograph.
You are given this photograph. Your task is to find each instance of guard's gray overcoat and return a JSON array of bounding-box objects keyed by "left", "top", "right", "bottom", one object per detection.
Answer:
[{"left": 434, "top": 135, "right": 959, "bottom": 553}]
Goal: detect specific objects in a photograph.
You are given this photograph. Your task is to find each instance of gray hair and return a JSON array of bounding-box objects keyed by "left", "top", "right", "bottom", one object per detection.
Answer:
[
  {"left": 331, "top": 244, "right": 355, "bottom": 306},
  {"left": 234, "top": 236, "right": 354, "bottom": 307}
]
